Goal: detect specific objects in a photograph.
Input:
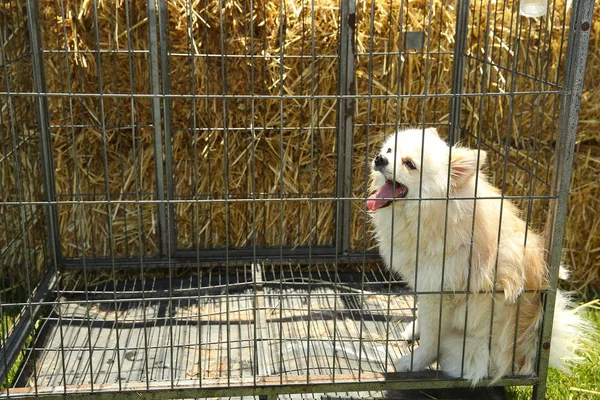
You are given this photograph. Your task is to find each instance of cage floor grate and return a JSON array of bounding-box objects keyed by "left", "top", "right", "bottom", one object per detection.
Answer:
[{"left": 17, "top": 267, "right": 421, "bottom": 393}]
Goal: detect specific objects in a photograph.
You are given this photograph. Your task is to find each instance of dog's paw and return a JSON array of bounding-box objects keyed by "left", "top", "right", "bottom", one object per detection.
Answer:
[
  {"left": 394, "top": 354, "right": 414, "bottom": 372},
  {"left": 400, "top": 321, "right": 420, "bottom": 342},
  {"left": 393, "top": 352, "right": 429, "bottom": 372}
]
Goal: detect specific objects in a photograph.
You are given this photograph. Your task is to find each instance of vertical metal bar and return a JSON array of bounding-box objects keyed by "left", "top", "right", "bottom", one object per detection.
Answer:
[
  {"left": 335, "top": 0, "right": 356, "bottom": 255},
  {"left": 252, "top": 264, "right": 271, "bottom": 377},
  {"left": 459, "top": 0, "right": 495, "bottom": 378},
  {"left": 278, "top": 0, "right": 286, "bottom": 384},
  {"left": 358, "top": 0, "right": 377, "bottom": 381},
  {"left": 533, "top": 0, "right": 594, "bottom": 399},
  {"left": 473, "top": 0, "right": 505, "bottom": 381},
  {"left": 55, "top": 0, "right": 94, "bottom": 387},
  {"left": 0, "top": 7, "right": 16, "bottom": 391},
  {"left": 448, "top": 0, "right": 470, "bottom": 146},
  {"left": 25, "top": 0, "right": 62, "bottom": 268},
  {"left": 247, "top": 0, "right": 261, "bottom": 385},
  {"left": 385, "top": 0, "right": 406, "bottom": 373},
  {"left": 158, "top": 0, "right": 177, "bottom": 256},
  {"left": 185, "top": 0, "right": 202, "bottom": 386},
  {"left": 90, "top": 0, "right": 124, "bottom": 390},
  {"left": 147, "top": 0, "right": 168, "bottom": 256},
  {"left": 202, "top": 0, "right": 215, "bottom": 249},
  {"left": 306, "top": 0, "right": 317, "bottom": 382},
  {"left": 216, "top": 0, "right": 232, "bottom": 385},
  {"left": 123, "top": 0, "right": 150, "bottom": 387},
  {"left": 156, "top": 0, "right": 176, "bottom": 388},
  {"left": 414, "top": 0, "right": 437, "bottom": 376}
]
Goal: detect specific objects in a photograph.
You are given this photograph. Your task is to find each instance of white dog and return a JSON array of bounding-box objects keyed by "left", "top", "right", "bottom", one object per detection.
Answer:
[{"left": 367, "top": 127, "right": 586, "bottom": 385}]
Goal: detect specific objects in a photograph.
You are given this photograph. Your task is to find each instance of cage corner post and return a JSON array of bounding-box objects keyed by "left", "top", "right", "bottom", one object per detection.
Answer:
[
  {"left": 448, "top": 0, "right": 470, "bottom": 146},
  {"left": 335, "top": 0, "right": 357, "bottom": 256},
  {"left": 157, "top": 0, "right": 177, "bottom": 258},
  {"left": 25, "top": 0, "right": 62, "bottom": 270},
  {"left": 147, "top": 0, "right": 170, "bottom": 257},
  {"left": 533, "top": 0, "right": 595, "bottom": 399}
]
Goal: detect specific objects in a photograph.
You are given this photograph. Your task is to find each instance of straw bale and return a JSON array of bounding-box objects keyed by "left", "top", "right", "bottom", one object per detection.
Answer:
[
  {"left": 1, "top": 0, "right": 48, "bottom": 293},
  {"left": 25, "top": 0, "right": 600, "bottom": 292}
]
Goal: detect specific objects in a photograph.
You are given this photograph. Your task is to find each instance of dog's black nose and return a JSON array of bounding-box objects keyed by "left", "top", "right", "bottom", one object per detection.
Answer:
[{"left": 374, "top": 154, "right": 389, "bottom": 167}]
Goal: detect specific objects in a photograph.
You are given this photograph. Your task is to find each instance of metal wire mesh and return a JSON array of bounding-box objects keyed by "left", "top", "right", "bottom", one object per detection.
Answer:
[{"left": 0, "top": 0, "right": 595, "bottom": 399}]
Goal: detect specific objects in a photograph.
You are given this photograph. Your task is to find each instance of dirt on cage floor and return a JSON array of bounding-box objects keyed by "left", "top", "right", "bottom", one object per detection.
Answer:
[{"left": 14, "top": 267, "right": 419, "bottom": 390}]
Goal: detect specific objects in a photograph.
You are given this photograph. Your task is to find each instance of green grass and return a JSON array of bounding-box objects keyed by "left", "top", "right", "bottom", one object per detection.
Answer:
[
  {"left": 0, "top": 309, "right": 38, "bottom": 389},
  {"left": 507, "top": 305, "right": 600, "bottom": 400},
  {"left": 0, "top": 312, "right": 19, "bottom": 389}
]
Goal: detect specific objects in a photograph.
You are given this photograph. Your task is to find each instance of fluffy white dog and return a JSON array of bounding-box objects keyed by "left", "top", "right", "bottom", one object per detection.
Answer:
[{"left": 367, "top": 127, "right": 586, "bottom": 385}]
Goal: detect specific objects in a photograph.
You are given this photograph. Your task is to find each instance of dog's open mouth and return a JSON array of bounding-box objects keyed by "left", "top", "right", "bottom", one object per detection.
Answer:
[{"left": 367, "top": 180, "right": 408, "bottom": 211}]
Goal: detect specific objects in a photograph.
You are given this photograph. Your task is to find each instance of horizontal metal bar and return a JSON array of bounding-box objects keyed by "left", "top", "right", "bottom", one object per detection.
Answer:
[
  {"left": 48, "top": 124, "right": 337, "bottom": 132},
  {"left": 47, "top": 122, "right": 443, "bottom": 132},
  {"left": 49, "top": 124, "right": 154, "bottom": 130},
  {"left": 0, "top": 90, "right": 565, "bottom": 100},
  {"left": 173, "top": 247, "right": 373, "bottom": 264},
  {"left": 5, "top": 191, "right": 557, "bottom": 202},
  {"left": 46, "top": 126, "right": 338, "bottom": 135},
  {"left": 26, "top": 342, "right": 256, "bottom": 353},
  {"left": 50, "top": 270, "right": 406, "bottom": 296},
  {"left": 41, "top": 49, "right": 335, "bottom": 58},
  {"left": 39, "top": 49, "right": 456, "bottom": 58},
  {"left": 52, "top": 191, "right": 337, "bottom": 199},
  {"left": 0, "top": 372, "right": 539, "bottom": 399},
  {"left": 46, "top": 191, "right": 554, "bottom": 204},
  {"left": 59, "top": 248, "right": 380, "bottom": 270},
  {"left": 0, "top": 193, "right": 559, "bottom": 206}
]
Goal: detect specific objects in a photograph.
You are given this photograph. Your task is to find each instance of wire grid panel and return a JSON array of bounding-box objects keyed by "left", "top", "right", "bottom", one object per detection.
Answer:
[
  {"left": 16, "top": 267, "right": 417, "bottom": 394},
  {"left": 0, "top": 0, "right": 594, "bottom": 398},
  {"left": 20, "top": 0, "right": 572, "bottom": 262}
]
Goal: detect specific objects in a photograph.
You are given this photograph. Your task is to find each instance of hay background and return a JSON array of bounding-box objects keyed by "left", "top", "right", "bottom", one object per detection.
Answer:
[
  {"left": 0, "top": 0, "right": 50, "bottom": 295},
  {"left": 0, "top": 0, "right": 597, "bottom": 294}
]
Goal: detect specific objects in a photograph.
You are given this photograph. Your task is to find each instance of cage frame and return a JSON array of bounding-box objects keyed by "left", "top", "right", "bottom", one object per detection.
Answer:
[{"left": 0, "top": 0, "right": 595, "bottom": 398}]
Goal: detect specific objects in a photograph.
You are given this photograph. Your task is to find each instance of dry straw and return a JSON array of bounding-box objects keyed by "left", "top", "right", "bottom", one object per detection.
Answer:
[{"left": 1, "top": 0, "right": 597, "bottom": 293}]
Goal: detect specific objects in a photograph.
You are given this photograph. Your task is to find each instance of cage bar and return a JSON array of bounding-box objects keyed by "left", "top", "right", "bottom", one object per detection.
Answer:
[
  {"left": 533, "top": 0, "right": 595, "bottom": 398},
  {"left": 335, "top": 0, "right": 356, "bottom": 256}
]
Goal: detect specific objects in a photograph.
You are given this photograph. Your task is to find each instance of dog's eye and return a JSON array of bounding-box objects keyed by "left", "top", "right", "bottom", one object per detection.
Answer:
[
  {"left": 404, "top": 159, "right": 417, "bottom": 170},
  {"left": 386, "top": 148, "right": 392, "bottom": 154}
]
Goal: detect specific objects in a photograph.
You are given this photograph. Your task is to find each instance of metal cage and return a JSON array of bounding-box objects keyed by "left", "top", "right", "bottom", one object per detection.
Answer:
[{"left": 0, "top": 0, "right": 594, "bottom": 399}]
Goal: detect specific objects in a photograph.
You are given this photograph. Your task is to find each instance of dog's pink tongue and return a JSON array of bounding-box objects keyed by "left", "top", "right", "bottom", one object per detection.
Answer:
[{"left": 367, "top": 182, "right": 403, "bottom": 211}]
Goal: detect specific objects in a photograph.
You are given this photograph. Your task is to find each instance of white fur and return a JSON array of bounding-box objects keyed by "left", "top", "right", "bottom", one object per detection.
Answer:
[
  {"left": 401, "top": 319, "right": 420, "bottom": 342},
  {"left": 369, "top": 128, "right": 588, "bottom": 386}
]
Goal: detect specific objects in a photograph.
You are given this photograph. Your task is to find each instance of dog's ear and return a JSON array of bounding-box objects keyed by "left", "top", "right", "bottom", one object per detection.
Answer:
[
  {"left": 425, "top": 127, "right": 440, "bottom": 138},
  {"left": 450, "top": 148, "right": 487, "bottom": 188}
]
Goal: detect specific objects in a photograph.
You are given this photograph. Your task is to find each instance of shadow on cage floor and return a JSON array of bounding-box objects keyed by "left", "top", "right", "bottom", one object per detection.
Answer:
[{"left": 14, "top": 270, "right": 503, "bottom": 398}]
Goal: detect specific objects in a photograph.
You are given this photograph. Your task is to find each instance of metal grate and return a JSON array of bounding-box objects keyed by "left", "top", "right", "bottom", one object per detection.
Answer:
[
  {"left": 0, "top": 0, "right": 595, "bottom": 399},
  {"left": 25, "top": 267, "right": 412, "bottom": 386}
]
